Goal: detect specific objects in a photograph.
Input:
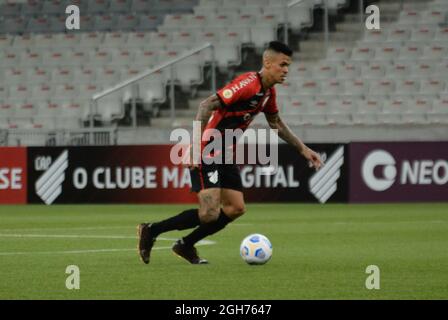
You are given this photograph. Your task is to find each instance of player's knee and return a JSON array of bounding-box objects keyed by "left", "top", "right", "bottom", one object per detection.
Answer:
[
  {"left": 227, "top": 204, "right": 246, "bottom": 219},
  {"left": 199, "top": 206, "right": 220, "bottom": 223}
]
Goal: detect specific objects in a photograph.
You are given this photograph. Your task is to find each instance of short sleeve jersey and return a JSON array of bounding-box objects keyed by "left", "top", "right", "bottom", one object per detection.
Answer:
[{"left": 206, "top": 71, "right": 279, "bottom": 134}]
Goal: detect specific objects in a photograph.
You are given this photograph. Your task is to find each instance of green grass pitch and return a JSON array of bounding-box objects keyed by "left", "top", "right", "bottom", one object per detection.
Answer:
[{"left": 0, "top": 203, "right": 447, "bottom": 300}]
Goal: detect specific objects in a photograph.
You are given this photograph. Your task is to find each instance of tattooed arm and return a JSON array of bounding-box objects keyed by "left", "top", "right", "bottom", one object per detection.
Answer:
[
  {"left": 196, "top": 94, "right": 222, "bottom": 132},
  {"left": 265, "top": 113, "right": 323, "bottom": 170}
]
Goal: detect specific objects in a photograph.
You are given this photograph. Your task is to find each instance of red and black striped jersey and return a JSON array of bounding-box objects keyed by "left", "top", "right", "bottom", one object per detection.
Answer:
[
  {"left": 208, "top": 71, "right": 279, "bottom": 134},
  {"left": 200, "top": 71, "right": 279, "bottom": 161}
]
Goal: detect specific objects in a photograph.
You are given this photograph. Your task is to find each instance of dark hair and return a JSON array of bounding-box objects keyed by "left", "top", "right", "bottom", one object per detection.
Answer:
[{"left": 267, "top": 41, "right": 293, "bottom": 56}]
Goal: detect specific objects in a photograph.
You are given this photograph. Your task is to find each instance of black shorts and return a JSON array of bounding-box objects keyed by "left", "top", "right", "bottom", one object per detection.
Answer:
[{"left": 190, "top": 163, "right": 243, "bottom": 193}]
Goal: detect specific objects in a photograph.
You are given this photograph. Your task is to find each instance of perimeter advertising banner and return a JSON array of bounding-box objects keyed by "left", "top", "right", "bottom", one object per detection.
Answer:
[
  {"left": 26, "top": 144, "right": 349, "bottom": 204},
  {"left": 0, "top": 147, "right": 27, "bottom": 204},
  {"left": 349, "top": 142, "right": 448, "bottom": 203}
]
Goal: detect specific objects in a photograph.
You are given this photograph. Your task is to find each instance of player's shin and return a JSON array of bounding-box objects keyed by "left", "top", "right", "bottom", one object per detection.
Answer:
[
  {"left": 182, "top": 209, "right": 233, "bottom": 247},
  {"left": 150, "top": 208, "right": 200, "bottom": 236}
]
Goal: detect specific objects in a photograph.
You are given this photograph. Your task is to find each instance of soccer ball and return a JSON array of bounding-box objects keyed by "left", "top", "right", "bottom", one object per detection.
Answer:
[{"left": 240, "top": 233, "right": 272, "bottom": 265}]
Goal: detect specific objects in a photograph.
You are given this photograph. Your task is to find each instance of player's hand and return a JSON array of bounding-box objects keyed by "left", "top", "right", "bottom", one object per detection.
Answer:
[{"left": 302, "top": 147, "right": 323, "bottom": 171}]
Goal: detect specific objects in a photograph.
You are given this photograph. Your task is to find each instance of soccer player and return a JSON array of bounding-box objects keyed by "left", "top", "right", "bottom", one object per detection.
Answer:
[{"left": 138, "top": 41, "right": 323, "bottom": 264}]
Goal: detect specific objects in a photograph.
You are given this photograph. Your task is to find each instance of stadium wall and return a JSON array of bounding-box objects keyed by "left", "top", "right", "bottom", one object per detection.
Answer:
[{"left": 0, "top": 142, "right": 447, "bottom": 205}]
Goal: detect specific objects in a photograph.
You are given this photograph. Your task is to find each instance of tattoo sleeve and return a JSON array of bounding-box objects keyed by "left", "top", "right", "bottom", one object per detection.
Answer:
[
  {"left": 195, "top": 94, "right": 221, "bottom": 132},
  {"left": 266, "top": 113, "right": 306, "bottom": 154}
]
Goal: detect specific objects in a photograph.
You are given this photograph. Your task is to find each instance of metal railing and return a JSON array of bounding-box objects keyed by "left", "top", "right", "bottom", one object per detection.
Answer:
[
  {"left": 4, "top": 128, "right": 117, "bottom": 147},
  {"left": 91, "top": 42, "right": 216, "bottom": 133}
]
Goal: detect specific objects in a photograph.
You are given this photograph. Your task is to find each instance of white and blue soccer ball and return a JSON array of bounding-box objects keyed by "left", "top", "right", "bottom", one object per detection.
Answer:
[{"left": 240, "top": 233, "right": 272, "bottom": 265}]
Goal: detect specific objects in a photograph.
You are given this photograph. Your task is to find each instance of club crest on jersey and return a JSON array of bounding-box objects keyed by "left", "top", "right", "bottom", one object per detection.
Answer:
[
  {"left": 208, "top": 170, "right": 218, "bottom": 184},
  {"left": 222, "top": 89, "right": 233, "bottom": 99}
]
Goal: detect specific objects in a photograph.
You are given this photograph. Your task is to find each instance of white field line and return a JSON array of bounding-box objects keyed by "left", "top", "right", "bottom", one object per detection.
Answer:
[
  {"left": 0, "top": 223, "right": 253, "bottom": 233},
  {"left": 0, "top": 234, "right": 215, "bottom": 256}
]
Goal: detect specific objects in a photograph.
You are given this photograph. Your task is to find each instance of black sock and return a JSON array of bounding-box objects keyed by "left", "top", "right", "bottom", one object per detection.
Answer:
[
  {"left": 183, "top": 209, "right": 233, "bottom": 247},
  {"left": 150, "top": 209, "right": 200, "bottom": 237}
]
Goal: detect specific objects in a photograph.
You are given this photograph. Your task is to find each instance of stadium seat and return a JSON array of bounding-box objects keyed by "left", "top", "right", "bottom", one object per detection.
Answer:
[
  {"left": 136, "top": 14, "right": 163, "bottom": 31},
  {"left": 64, "top": 49, "right": 89, "bottom": 67},
  {"left": 368, "top": 79, "right": 395, "bottom": 98},
  {"left": 130, "top": 0, "right": 151, "bottom": 12},
  {"left": 250, "top": 25, "right": 277, "bottom": 48},
  {"left": 398, "top": 45, "right": 423, "bottom": 61},
  {"left": 420, "top": 10, "right": 446, "bottom": 25},
  {"left": 42, "top": 51, "right": 67, "bottom": 68},
  {"left": 214, "top": 44, "right": 241, "bottom": 69},
  {"left": 303, "top": 99, "right": 331, "bottom": 126},
  {"left": 109, "top": 49, "right": 133, "bottom": 67},
  {"left": 312, "top": 63, "right": 337, "bottom": 79},
  {"left": 402, "top": 98, "right": 432, "bottom": 124},
  {"left": 116, "top": 14, "right": 139, "bottom": 31},
  {"left": 410, "top": 27, "right": 436, "bottom": 43},
  {"left": 79, "top": 32, "right": 104, "bottom": 48},
  {"left": 3, "top": 68, "right": 26, "bottom": 85},
  {"left": 26, "top": 17, "right": 50, "bottom": 33},
  {"left": 226, "top": 26, "right": 251, "bottom": 44},
  {"left": 20, "top": 51, "right": 42, "bottom": 68},
  {"left": 351, "top": 47, "right": 374, "bottom": 62},
  {"left": 102, "top": 32, "right": 128, "bottom": 48},
  {"left": 387, "top": 62, "right": 411, "bottom": 79},
  {"left": 54, "top": 84, "right": 78, "bottom": 99},
  {"left": 326, "top": 47, "right": 350, "bottom": 62},
  {"left": 13, "top": 34, "right": 35, "bottom": 49},
  {"left": 95, "top": 93, "right": 125, "bottom": 123},
  {"left": 387, "top": 27, "right": 411, "bottom": 43},
  {"left": 428, "top": 99, "right": 448, "bottom": 124},
  {"left": 378, "top": 99, "right": 407, "bottom": 124},
  {"left": 287, "top": 95, "right": 313, "bottom": 116},
  {"left": 297, "top": 80, "right": 320, "bottom": 96},
  {"left": 87, "top": 0, "right": 110, "bottom": 14},
  {"left": 434, "top": 28, "right": 448, "bottom": 42},
  {"left": 361, "top": 63, "right": 386, "bottom": 79},
  {"left": 133, "top": 48, "right": 159, "bottom": 68},
  {"left": 93, "top": 15, "right": 116, "bottom": 32},
  {"left": 336, "top": 63, "right": 361, "bottom": 79},
  {"left": 276, "top": 82, "right": 296, "bottom": 97},
  {"left": 373, "top": 45, "right": 400, "bottom": 62},
  {"left": 352, "top": 99, "right": 382, "bottom": 125},
  {"left": 419, "top": 79, "right": 445, "bottom": 97},
  {"left": 411, "top": 62, "right": 436, "bottom": 78},
  {"left": 363, "top": 29, "right": 387, "bottom": 43},
  {"left": 343, "top": 80, "right": 369, "bottom": 97},
  {"left": 110, "top": 0, "right": 131, "bottom": 13},
  {"left": 421, "top": 45, "right": 448, "bottom": 61},
  {"left": 138, "top": 71, "right": 167, "bottom": 103},
  {"left": 395, "top": 79, "right": 420, "bottom": 98},
  {"left": 52, "top": 33, "right": 81, "bottom": 49},
  {"left": 398, "top": 11, "right": 420, "bottom": 25},
  {"left": 31, "top": 84, "right": 53, "bottom": 100},
  {"left": 9, "top": 85, "right": 31, "bottom": 100},
  {"left": 327, "top": 99, "right": 357, "bottom": 125},
  {"left": 51, "top": 68, "right": 75, "bottom": 84},
  {"left": 48, "top": 15, "right": 67, "bottom": 33},
  {"left": 126, "top": 32, "right": 152, "bottom": 48},
  {"left": 27, "top": 68, "right": 50, "bottom": 84},
  {"left": 320, "top": 79, "right": 344, "bottom": 99},
  {"left": 13, "top": 100, "right": 37, "bottom": 119},
  {"left": 96, "top": 67, "right": 120, "bottom": 86},
  {"left": 2, "top": 17, "right": 27, "bottom": 34}
]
